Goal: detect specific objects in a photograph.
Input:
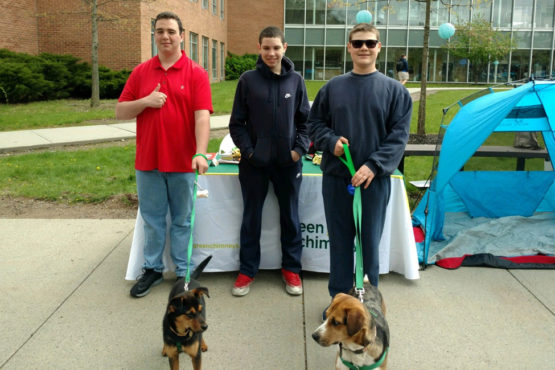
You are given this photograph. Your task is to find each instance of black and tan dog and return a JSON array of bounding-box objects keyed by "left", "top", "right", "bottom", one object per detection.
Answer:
[
  {"left": 162, "top": 256, "right": 212, "bottom": 370},
  {"left": 312, "top": 284, "right": 390, "bottom": 370}
]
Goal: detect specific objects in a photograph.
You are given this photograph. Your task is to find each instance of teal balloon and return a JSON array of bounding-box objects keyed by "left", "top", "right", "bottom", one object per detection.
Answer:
[
  {"left": 356, "top": 10, "right": 372, "bottom": 24},
  {"left": 438, "top": 23, "right": 455, "bottom": 39}
]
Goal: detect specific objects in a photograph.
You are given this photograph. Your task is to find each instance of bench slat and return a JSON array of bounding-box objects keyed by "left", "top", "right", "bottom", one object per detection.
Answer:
[{"left": 400, "top": 144, "right": 550, "bottom": 173}]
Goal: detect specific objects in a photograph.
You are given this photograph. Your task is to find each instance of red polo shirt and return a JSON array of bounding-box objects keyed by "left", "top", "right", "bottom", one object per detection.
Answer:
[{"left": 119, "top": 52, "right": 213, "bottom": 172}]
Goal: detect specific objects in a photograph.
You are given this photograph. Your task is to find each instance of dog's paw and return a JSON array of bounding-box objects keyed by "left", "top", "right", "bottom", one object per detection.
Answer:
[{"left": 201, "top": 339, "right": 208, "bottom": 352}]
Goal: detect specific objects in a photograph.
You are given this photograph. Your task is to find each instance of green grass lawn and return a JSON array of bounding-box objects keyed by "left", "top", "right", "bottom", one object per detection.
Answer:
[
  {"left": 0, "top": 80, "right": 332, "bottom": 132},
  {"left": 0, "top": 81, "right": 492, "bottom": 132},
  {"left": 0, "top": 82, "right": 537, "bottom": 207},
  {"left": 0, "top": 99, "right": 118, "bottom": 131},
  {"left": 0, "top": 144, "right": 136, "bottom": 202}
]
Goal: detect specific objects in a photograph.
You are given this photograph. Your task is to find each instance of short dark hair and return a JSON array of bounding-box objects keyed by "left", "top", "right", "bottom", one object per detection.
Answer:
[
  {"left": 258, "top": 26, "right": 285, "bottom": 44},
  {"left": 348, "top": 23, "right": 380, "bottom": 42},
  {"left": 155, "top": 11, "right": 184, "bottom": 34}
]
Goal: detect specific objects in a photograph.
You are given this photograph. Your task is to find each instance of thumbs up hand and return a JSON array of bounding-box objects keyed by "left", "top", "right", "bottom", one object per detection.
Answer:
[{"left": 145, "top": 83, "right": 167, "bottom": 108}]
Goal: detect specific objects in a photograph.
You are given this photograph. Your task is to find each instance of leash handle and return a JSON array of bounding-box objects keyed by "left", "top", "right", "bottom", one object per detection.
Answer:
[
  {"left": 338, "top": 144, "right": 356, "bottom": 176},
  {"left": 339, "top": 144, "right": 365, "bottom": 293},
  {"left": 184, "top": 169, "right": 199, "bottom": 288}
]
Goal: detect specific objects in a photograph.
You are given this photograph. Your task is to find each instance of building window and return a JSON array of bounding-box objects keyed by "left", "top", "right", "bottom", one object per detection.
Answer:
[
  {"left": 190, "top": 32, "right": 198, "bottom": 63},
  {"left": 212, "top": 0, "right": 217, "bottom": 14},
  {"left": 285, "top": 0, "right": 304, "bottom": 24},
  {"left": 409, "top": 0, "right": 428, "bottom": 27},
  {"left": 202, "top": 36, "right": 209, "bottom": 70},
  {"left": 220, "top": 42, "right": 225, "bottom": 79},
  {"left": 492, "top": 0, "right": 513, "bottom": 28},
  {"left": 202, "top": 0, "right": 208, "bottom": 9},
  {"left": 513, "top": 0, "right": 534, "bottom": 28},
  {"left": 220, "top": 0, "right": 224, "bottom": 19},
  {"left": 536, "top": 0, "right": 554, "bottom": 28},
  {"left": 212, "top": 40, "right": 218, "bottom": 79}
]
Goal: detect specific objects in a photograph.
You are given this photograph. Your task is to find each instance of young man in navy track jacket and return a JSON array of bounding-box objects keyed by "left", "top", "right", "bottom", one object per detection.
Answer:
[{"left": 228, "top": 26, "right": 310, "bottom": 297}]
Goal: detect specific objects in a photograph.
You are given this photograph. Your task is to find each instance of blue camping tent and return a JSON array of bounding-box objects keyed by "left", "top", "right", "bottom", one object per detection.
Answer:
[{"left": 413, "top": 81, "right": 555, "bottom": 268}]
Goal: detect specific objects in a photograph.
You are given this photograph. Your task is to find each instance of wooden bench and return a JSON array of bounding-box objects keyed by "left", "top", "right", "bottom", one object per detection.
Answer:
[{"left": 399, "top": 144, "right": 551, "bottom": 173}]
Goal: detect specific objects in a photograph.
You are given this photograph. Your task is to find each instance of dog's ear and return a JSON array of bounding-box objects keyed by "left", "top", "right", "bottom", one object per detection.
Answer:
[
  {"left": 346, "top": 309, "right": 365, "bottom": 337},
  {"left": 167, "top": 299, "right": 178, "bottom": 313},
  {"left": 193, "top": 287, "right": 210, "bottom": 299}
]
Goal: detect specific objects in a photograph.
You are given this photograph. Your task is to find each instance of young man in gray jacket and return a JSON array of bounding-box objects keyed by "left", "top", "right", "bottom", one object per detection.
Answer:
[{"left": 229, "top": 26, "right": 310, "bottom": 297}]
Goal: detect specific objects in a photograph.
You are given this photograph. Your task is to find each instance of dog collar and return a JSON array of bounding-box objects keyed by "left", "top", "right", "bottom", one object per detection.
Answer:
[
  {"left": 169, "top": 328, "right": 194, "bottom": 353},
  {"left": 339, "top": 345, "right": 389, "bottom": 370}
]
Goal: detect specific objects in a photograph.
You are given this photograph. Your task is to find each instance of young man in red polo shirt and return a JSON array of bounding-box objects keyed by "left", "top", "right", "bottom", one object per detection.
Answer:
[{"left": 116, "top": 11, "right": 213, "bottom": 298}]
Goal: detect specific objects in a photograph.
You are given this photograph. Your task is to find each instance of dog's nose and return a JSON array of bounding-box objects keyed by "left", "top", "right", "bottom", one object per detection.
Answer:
[
  {"left": 311, "top": 332, "right": 320, "bottom": 342},
  {"left": 201, "top": 323, "right": 208, "bottom": 331}
]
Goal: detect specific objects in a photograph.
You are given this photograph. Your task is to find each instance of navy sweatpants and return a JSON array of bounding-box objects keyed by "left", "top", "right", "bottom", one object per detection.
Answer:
[
  {"left": 322, "top": 174, "right": 390, "bottom": 297},
  {"left": 238, "top": 159, "right": 303, "bottom": 277}
]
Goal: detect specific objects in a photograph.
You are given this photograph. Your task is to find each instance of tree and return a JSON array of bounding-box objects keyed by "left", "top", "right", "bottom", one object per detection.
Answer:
[
  {"left": 415, "top": 0, "right": 432, "bottom": 136},
  {"left": 90, "top": 0, "right": 100, "bottom": 108},
  {"left": 84, "top": 0, "right": 136, "bottom": 107},
  {"left": 411, "top": 0, "right": 497, "bottom": 135},
  {"left": 444, "top": 17, "right": 515, "bottom": 84},
  {"left": 39, "top": 0, "right": 141, "bottom": 107}
]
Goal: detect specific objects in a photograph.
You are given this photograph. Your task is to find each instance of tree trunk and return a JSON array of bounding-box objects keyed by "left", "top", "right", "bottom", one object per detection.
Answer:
[
  {"left": 90, "top": 0, "right": 100, "bottom": 108},
  {"left": 416, "top": 0, "right": 432, "bottom": 135}
]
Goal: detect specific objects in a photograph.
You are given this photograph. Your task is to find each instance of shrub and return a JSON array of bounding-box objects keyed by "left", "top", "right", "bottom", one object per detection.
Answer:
[
  {"left": 39, "top": 53, "right": 89, "bottom": 98},
  {"left": 0, "top": 61, "right": 53, "bottom": 102},
  {"left": 225, "top": 52, "right": 257, "bottom": 80},
  {"left": 99, "top": 67, "right": 131, "bottom": 99},
  {"left": 0, "top": 49, "right": 130, "bottom": 103}
]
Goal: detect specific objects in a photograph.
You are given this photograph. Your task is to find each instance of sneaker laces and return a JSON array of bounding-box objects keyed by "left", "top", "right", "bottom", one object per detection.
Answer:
[
  {"left": 282, "top": 269, "right": 301, "bottom": 286},
  {"left": 234, "top": 273, "right": 253, "bottom": 287},
  {"left": 136, "top": 269, "right": 157, "bottom": 281}
]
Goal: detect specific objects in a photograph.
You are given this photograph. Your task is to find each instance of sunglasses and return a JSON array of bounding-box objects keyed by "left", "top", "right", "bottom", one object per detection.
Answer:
[{"left": 350, "top": 39, "right": 379, "bottom": 49}]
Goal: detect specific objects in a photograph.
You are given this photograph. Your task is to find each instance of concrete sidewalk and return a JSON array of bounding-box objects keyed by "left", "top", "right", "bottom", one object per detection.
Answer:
[
  {"left": 1, "top": 87, "right": 431, "bottom": 153},
  {"left": 1, "top": 219, "right": 554, "bottom": 369},
  {"left": 1, "top": 89, "right": 554, "bottom": 368},
  {"left": 0, "top": 114, "right": 231, "bottom": 153}
]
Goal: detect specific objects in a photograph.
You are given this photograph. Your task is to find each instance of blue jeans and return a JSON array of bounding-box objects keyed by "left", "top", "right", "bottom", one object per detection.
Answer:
[{"left": 136, "top": 170, "right": 195, "bottom": 277}]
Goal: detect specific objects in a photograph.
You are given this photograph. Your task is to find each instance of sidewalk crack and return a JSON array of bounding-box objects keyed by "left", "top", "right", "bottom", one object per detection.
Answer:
[
  {"left": 0, "top": 227, "right": 134, "bottom": 368},
  {"left": 508, "top": 270, "right": 554, "bottom": 317}
]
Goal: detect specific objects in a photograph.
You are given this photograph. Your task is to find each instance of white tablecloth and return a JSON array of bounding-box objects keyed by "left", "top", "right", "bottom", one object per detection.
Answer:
[{"left": 125, "top": 170, "right": 420, "bottom": 280}]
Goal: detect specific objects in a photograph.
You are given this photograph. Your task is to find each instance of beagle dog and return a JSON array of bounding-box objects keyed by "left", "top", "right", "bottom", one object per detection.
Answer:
[{"left": 312, "top": 284, "right": 390, "bottom": 369}]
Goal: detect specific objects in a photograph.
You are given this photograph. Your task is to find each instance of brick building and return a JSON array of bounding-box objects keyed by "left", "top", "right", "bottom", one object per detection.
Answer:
[
  {"left": 0, "top": 1, "right": 226, "bottom": 81},
  {"left": 0, "top": 0, "right": 288, "bottom": 80},
  {"left": 3, "top": 0, "right": 555, "bottom": 84}
]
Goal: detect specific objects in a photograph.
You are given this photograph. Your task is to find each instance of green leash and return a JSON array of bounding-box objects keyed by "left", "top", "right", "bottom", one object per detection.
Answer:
[
  {"left": 183, "top": 153, "right": 208, "bottom": 290},
  {"left": 337, "top": 144, "right": 365, "bottom": 300}
]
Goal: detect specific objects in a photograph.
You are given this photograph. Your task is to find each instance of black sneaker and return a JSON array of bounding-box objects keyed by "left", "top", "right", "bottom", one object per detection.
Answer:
[{"left": 130, "top": 269, "right": 163, "bottom": 298}]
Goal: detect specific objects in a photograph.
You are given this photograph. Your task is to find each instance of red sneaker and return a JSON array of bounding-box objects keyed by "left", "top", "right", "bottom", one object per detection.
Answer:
[
  {"left": 232, "top": 273, "right": 254, "bottom": 296},
  {"left": 281, "top": 268, "right": 303, "bottom": 295}
]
